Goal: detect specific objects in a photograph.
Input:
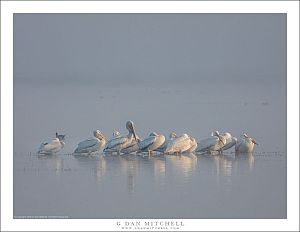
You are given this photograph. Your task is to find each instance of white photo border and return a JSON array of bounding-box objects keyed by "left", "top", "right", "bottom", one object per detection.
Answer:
[{"left": 1, "top": 1, "right": 299, "bottom": 231}]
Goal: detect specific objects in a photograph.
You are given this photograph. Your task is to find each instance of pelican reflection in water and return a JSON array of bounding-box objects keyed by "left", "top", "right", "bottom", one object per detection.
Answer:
[
  {"left": 73, "top": 155, "right": 107, "bottom": 181},
  {"left": 165, "top": 153, "right": 197, "bottom": 179},
  {"left": 153, "top": 157, "right": 166, "bottom": 180},
  {"left": 118, "top": 155, "right": 139, "bottom": 194},
  {"left": 234, "top": 152, "right": 255, "bottom": 171},
  {"left": 37, "top": 153, "right": 64, "bottom": 175}
]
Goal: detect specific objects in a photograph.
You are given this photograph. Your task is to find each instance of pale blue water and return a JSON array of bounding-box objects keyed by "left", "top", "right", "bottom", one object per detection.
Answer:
[
  {"left": 14, "top": 151, "right": 286, "bottom": 218},
  {"left": 13, "top": 82, "right": 286, "bottom": 219}
]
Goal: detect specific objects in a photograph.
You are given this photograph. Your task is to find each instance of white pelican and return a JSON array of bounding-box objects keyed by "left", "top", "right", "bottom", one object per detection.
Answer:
[
  {"left": 112, "top": 131, "right": 121, "bottom": 138},
  {"left": 155, "top": 132, "right": 177, "bottom": 153},
  {"left": 121, "top": 135, "right": 141, "bottom": 154},
  {"left": 138, "top": 132, "right": 166, "bottom": 156},
  {"left": 74, "top": 130, "right": 107, "bottom": 155},
  {"left": 196, "top": 131, "right": 226, "bottom": 154},
  {"left": 185, "top": 136, "right": 198, "bottom": 153},
  {"left": 38, "top": 132, "right": 65, "bottom": 155},
  {"left": 103, "top": 121, "right": 138, "bottom": 155},
  {"left": 164, "top": 133, "right": 194, "bottom": 155},
  {"left": 99, "top": 131, "right": 121, "bottom": 155},
  {"left": 221, "top": 132, "right": 237, "bottom": 151},
  {"left": 235, "top": 133, "right": 258, "bottom": 153}
]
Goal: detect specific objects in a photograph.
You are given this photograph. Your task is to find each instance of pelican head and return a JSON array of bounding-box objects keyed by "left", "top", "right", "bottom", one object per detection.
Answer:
[
  {"left": 251, "top": 138, "right": 258, "bottom": 145},
  {"left": 211, "top": 131, "right": 220, "bottom": 137},
  {"left": 181, "top": 133, "right": 189, "bottom": 138},
  {"left": 126, "top": 120, "right": 137, "bottom": 141},
  {"left": 56, "top": 132, "right": 66, "bottom": 141},
  {"left": 243, "top": 133, "right": 258, "bottom": 145},
  {"left": 149, "top": 132, "right": 158, "bottom": 137},
  {"left": 169, "top": 132, "right": 177, "bottom": 138},
  {"left": 113, "top": 131, "right": 120, "bottom": 137},
  {"left": 223, "top": 132, "right": 232, "bottom": 139},
  {"left": 94, "top": 130, "right": 104, "bottom": 140},
  {"left": 243, "top": 133, "right": 249, "bottom": 138},
  {"left": 211, "top": 131, "right": 226, "bottom": 145},
  {"left": 248, "top": 135, "right": 258, "bottom": 145}
]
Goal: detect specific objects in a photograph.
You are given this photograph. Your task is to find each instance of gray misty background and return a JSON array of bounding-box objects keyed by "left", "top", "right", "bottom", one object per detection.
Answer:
[{"left": 14, "top": 14, "right": 286, "bottom": 219}]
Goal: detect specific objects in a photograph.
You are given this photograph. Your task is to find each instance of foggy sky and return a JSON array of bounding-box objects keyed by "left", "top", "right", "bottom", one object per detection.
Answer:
[{"left": 14, "top": 13, "right": 286, "bottom": 85}]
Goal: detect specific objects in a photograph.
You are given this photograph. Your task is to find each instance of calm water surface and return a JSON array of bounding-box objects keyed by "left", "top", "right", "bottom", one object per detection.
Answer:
[
  {"left": 14, "top": 82, "right": 286, "bottom": 218},
  {"left": 14, "top": 151, "right": 286, "bottom": 218}
]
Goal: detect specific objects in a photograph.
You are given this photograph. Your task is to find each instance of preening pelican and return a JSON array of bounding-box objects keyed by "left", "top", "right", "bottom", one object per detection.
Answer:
[
  {"left": 103, "top": 121, "right": 138, "bottom": 155},
  {"left": 185, "top": 136, "right": 198, "bottom": 153},
  {"left": 74, "top": 130, "right": 107, "bottom": 155},
  {"left": 121, "top": 135, "right": 141, "bottom": 154},
  {"left": 38, "top": 132, "right": 65, "bottom": 155},
  {"left": 164, "top": 133, "right": 194, "bottom": 155},
  {"left": 196, "top": 131, "right": 226, "bottom": 154},
  {"left": 221, "top": 132, "right": 237, "bottom": 151},
  {"left": 139, "top": 132, "right": 165, "bottom": 156},
  {"left": 235, "top": 133, "right": 258, "bottom": 153}
]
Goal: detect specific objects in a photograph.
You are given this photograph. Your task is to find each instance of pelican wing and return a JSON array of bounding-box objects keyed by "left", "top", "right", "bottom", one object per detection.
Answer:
[
  {"left": 139, "top": 136, "right": 157, "bottom": 151},
  {"left": 105, "top": 136, "right": 128, "bottom": 150},
  {"left": 155, "top": 135, "right": 176, "bottom": 152},
  {"left": 196, "top": 137, "right": 219, "bottom": 152},
  {"left": 155, "top": 140, "right": 168, "bottom": 152},
  {"left": 121, "top": 140, "right": 139, "bottom": 153},
  {"left": 166, "top": 136, "right": 191, "bottom": 153},
  {"left": 173, "top": 137, "right": 191, "bottom": 150},
  {"left": 222, "top": 138, "right": 237, "bottom": 150},
  {"left": 77, "top": 138, "right": 99, "bottom": 150}
]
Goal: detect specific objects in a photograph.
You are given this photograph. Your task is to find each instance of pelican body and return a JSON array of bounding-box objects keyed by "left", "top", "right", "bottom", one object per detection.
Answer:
[
  {"left": 38, "top": 132, "right": 65, "bottom": 155},
  {"left": 165, "top": 133, "right": 193, "bottom": 155},
  {"left": 221, "top": 132, "right": 237, "bottom": 151},
  {"left": 235, "top": 133, "right": 258, "bottom": 153},
  {"left": 196, "top": 131, "right": 226, "bottom": 154},
  {"left": 121, "top": 136, "right": 141, "bottom": 154},
  {"left": 74, "top": 130, "right": 107, "bottom": 155},
  {"left": 139, "top": 132, "right": 165, "bottom": 156},
  {"left": 155, "top": 132, "right": 177, "bottom": 153},
  {"left": 103, "top": 121, "right": 138, "bottom": 155},
  {"left": 185, "top": 137, "right": 198, "bottom": 153}
]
